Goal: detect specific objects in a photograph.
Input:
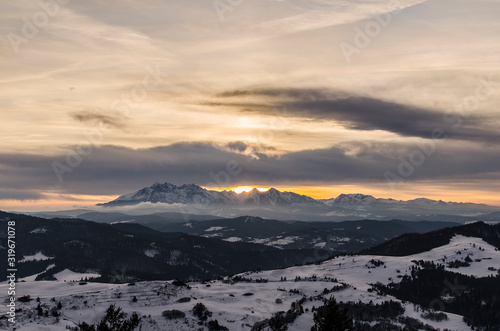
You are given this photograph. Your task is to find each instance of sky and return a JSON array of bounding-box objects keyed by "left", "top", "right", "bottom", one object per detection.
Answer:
[{"left": 1, "top": 0, "right": 500, "bottom": 211}]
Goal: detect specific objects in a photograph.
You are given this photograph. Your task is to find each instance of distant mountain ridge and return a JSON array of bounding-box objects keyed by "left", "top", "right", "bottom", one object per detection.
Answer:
[
  {"left": 94, "top": 182, "right": 500, "bottom": 223},
  {"left": 100, "top": 182, "right": 496, "bottom": 212},
  {"left": 101, "top": 182, "right": 320, "bottom": 207}
]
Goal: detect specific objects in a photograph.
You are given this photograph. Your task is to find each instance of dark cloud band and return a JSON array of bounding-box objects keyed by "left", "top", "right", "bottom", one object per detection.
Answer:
[
  {"left": 0, "top": 141, "right": 499, "bottom": 199},
  {"left": 209, "top": 87, "right": 498, "bottom": 142}
]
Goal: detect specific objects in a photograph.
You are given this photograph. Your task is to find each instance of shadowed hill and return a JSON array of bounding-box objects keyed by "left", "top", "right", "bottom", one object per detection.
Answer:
[
  {"left": 362, "top": 221, "right": 500, "bottom": 256},
  {"left": 0, "top": 211, "right": 327, "bottom": 283}
]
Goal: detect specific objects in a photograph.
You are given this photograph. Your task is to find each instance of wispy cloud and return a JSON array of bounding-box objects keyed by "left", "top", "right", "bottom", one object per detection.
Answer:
[
  {"left": 70, "top": 109, "right": 128, "bottom": 129},
  {"left": 250, "top": 0, "right": 429, "bottom": 35}
]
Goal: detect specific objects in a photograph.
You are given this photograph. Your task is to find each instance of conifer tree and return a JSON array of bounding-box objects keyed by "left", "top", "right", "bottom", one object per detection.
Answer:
[{"left": 311, "top": 296, "right": 353, "bottom": 331}]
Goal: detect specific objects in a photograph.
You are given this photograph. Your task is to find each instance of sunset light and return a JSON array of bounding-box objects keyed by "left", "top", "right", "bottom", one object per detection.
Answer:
[
  {"left": 2, "top": 2, "right": 500, "bottom": 329},
  {"left": 217, "top": 186, "right": 270, "bottom": 194},
  {"left": 1, "top": 0, "right": 499, "bottom": 209}
]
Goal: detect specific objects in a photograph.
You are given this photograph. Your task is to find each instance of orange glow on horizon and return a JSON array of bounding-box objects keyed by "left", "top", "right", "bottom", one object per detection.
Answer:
[
  {"left": 205, "top": 185, "right": 500, "bottom": 206},
  {"left": 209, "top": 186, "right": 270, "bottom": 194},
  {"left": 1, "top": 184, "right": 499, "bottom": 213}
]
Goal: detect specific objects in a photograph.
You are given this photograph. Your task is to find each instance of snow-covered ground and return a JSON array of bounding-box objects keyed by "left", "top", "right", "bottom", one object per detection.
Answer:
[
  {"left": 2, "top": 235, "right": 498, "bottom": 330},
  {"left": 29, "top": 228, "right": 47, "bottom": 234},
  {"left": 53, "top": 269, "right": 101, "bottom": 282},
  {"left": 205, "top": 226, "right": 226, "bottom": 232},
  {"left": 248, "top": 236, "right": 301, "bottom": 248},
  {"left": 224, "top": 237, "right": 243, "bottom": 242},
  {"left": 19, "top": 252, "right": 53, "bottom": 263}
]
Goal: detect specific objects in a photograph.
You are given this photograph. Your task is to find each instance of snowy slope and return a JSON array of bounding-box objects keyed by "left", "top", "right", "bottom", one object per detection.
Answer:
[
  {"left": 3, "top": 235, "right": 496, "bottom": 330},
  {"left": 19, "top": 252, "right": 53, "bottom": 263}
]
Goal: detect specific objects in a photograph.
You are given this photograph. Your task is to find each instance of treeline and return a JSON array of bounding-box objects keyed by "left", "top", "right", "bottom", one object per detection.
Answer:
[{"left": 374, "top": 263, "right": 500, "bottom": 330}]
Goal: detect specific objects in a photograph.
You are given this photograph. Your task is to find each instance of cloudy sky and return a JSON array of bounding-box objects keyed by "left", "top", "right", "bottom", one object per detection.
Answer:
[{"left": 1, "top": 0, "right": 499, "bottom": 211}]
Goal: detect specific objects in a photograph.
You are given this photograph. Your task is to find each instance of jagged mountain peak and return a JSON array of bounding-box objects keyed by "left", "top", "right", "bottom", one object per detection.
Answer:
[
  {"left": 320, "top": 193, "right": 377, "bottom": 206},
  {"left": 247, "top": 187, "right": 261, "bottom": 194},
  {"left": 335, "top": 193, "right": 375, "bottom": 201},
  {"left": 103, "top": 182, "right": 211, "bottom": 206}
]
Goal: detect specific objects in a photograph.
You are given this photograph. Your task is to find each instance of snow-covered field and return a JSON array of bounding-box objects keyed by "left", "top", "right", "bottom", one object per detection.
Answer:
[
  {"left": 2, "top": 235, "right": 498, "bottom": 330},
  {"left": 18, "top": 252, "right": 52, "bottom": 263},
  {"left": 53, "top": 270, "right": 102, "bottom": 282}
]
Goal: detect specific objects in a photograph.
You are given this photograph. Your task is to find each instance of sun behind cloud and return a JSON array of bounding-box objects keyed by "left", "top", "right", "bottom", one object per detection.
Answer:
[{"left": 222, "top": 186, "right": 270, "bottom": 194}]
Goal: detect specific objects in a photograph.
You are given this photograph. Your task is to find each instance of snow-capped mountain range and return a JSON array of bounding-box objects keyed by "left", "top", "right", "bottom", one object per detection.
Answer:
[
  {"left": 101, "top": 182, "right": 493, "bottom": 210},
  {"left": 96, "top": 182, "right": 500, "bottom": 223}
]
